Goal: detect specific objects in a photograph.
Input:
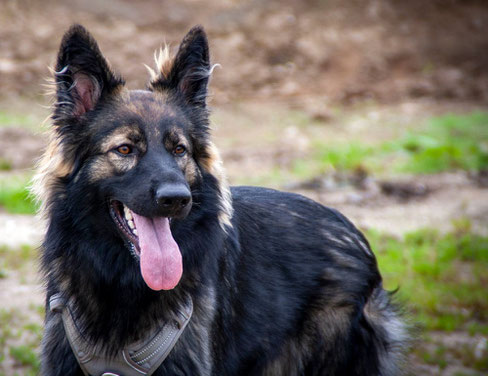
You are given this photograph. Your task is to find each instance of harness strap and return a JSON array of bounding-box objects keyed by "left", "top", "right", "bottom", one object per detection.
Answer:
[{"left": 49, "top": 293, "right": 193, "bottom": 376}]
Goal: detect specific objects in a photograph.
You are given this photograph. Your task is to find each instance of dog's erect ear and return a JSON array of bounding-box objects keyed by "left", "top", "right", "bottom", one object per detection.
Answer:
[
  {"left": 150, "top": 26, "right": 211, "bottom": 106},
  {"left": 53, "top": 24, "right": 124, "bottom": 121}
]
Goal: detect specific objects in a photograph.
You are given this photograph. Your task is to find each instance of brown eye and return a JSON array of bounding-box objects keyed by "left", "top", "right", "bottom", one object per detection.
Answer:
[
  {"left": 116, "top": 145, "right": 132, "bottom": 155},
  {"left": 174, "top": 145, "right": 186, "bottom": 156}
]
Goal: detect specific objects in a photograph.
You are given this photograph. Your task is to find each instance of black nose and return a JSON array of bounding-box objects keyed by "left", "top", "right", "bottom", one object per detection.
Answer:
[{"left": 155, "top": 184, "right": 192, "bottom": 217}]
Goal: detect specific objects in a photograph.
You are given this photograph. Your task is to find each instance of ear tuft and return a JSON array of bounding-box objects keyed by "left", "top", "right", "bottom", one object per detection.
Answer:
[
  {"left": 53, "top": 24, "right": 124, "bottom": 121},
  {"left": 149, "top": 26, "right": 212, "bottom": 106},
  {"left": 156, "top": 45, "right": 174, "bottom": 81}
]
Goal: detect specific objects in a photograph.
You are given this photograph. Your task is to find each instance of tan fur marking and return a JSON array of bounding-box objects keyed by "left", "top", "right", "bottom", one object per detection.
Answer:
[
  {"left": 124, "top": 101, "right": 143, "bottom": 116},
  {"left": 87, "top": 156, "right": 116, "bottom": 182},
  {"left": 149, "top": 89, "right": 171, "bottom": 102},
  {"left": 183, "top": 158, "right": 200, "bottom": 186},
  {"left": 99, "top": 125, "right": 143, "bottom": 153},
  {"left": 164, "top": 127, "right": 186, "bottom": 149},
  {"left": 92, "top": 125, "right": 143, "bottom": 181},
  {"left": 124, "top": 97, "right": 158, "bottom": 117},
  {"left": 32, "top": 132, "right": 75, "bottom": 218},
  {"left": 263, "top": 305, "right": 353, "bottom": 375},
  {"left": 147, "top": 45, "right": 174, "bottom": 86},
  {"left": 200, "top": 142, "right": 233, "bottom": 230},
  {"left": 164, "top": 129, "right": 199, "bottom": 185},
  {"left": 87, "top": 156, "right": 113, "bottom": 182},
  {"left": 88, "top": 152, "right": 139, "bottom": 182}
]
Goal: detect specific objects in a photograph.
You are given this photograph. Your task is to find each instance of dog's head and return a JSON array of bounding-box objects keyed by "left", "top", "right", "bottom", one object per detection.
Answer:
[{"left": 34, "top": 25, "right": 232, "bottom": 291}]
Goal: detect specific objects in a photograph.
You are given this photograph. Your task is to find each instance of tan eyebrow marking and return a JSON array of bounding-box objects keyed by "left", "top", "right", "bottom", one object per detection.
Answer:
[
  {"left": 100, "top": 125, "right": 143, "bottom": 153},
  {"left": 164, "top": 127, "right": 189, "bottom": 150}
]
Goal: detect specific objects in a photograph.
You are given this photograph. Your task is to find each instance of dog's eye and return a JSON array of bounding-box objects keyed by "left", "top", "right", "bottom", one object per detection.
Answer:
[
  {"left": 116, "top": 145, "right": 133, "bottom": 155},
  {"left": 174, "top": 145, "right": 186, "bottom": 156}
]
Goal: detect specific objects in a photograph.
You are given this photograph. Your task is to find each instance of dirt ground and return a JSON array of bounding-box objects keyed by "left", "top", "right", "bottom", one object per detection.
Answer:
[
  {"left": 1, "top": 0, "right": 488, "bottom": 105},
  {"left": 0, "top": 0, "right": 487, "bottom": 375}
]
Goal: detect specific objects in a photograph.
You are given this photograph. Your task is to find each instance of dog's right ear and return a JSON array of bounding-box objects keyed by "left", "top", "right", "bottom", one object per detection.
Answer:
[{"left": 53, "top": 24, "right": 124, "bottom": 122}]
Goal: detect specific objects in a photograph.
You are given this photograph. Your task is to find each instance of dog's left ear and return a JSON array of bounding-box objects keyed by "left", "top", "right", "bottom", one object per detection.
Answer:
[
  {"left": 53, "top": 24, "right": 124, "bottom": 121},
  {"left": 150, "top": 26, "right": 211, "bottom": 106}
]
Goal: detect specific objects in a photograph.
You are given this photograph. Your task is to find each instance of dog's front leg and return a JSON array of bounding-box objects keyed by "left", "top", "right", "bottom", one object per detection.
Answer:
[{"left": 40, "top": 311, "right": 83, "bottom": 376}]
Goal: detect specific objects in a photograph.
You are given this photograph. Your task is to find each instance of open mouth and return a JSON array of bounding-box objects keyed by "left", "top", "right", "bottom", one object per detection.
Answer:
[
  {"left": 108, "top": 200, "right": 183, "bottom": 291},
  {"left": 110, "top": 200, "right": 140, "bottom": 257}
]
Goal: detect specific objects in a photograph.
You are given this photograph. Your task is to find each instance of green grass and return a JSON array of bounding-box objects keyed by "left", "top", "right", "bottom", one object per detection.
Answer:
[
  {"left": 0, "top": 159, "right": 12, "bottom": 171},
  {"left": 0, "top": 244, "right": 36, "bottom": 274},
  {"left": 0, "top": 308, "right": 41, "bottom": 376},
  {"left": 368, "top": 224, "right": 488, "bottom": 333},
  {"left": 369, "top": 224, "right": 488, "bottom": 372},
  {"left": 0, "top": 176, "right": 38, "bottom": 214},
  {"left": 288, "top": 111, "right": 488, "bottom": 180},
  {"left": 9, "top": 346, "right": 40, "bottom": 370},
  {"left": 0, "top": 111, "right": 39, "bottom": 129},
  {"left": 391, "top": 111, "right": 488, "bottom": 173},
  {"left": 317, "top": 143, "right": 374, "bottom": 172}
]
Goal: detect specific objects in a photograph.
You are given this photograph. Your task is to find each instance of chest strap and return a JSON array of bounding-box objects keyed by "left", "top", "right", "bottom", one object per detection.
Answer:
[{"left": 49, "top": 293, "right": 193, "bottom": 376}]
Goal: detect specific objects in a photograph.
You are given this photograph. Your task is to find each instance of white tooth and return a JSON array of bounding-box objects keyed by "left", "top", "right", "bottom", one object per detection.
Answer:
[
  {"left": 128, "top": 220, "right": 135, "bottom": 229},
  {"left": 133, "top": 229, "right": 138, "bottom": 236},
  {"left": 123, "top": 206, "right": 133, "bottom": 221}
]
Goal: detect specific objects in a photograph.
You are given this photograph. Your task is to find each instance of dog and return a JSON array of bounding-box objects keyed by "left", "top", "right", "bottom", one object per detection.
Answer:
[{"left": 35, "top": 24, "right": 408, "bottom": 375}]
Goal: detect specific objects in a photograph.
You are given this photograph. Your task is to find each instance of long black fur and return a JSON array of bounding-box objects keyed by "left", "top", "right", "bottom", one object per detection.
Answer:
[{"left": 38, "top": 24, "right": 408, "bottom": 376}]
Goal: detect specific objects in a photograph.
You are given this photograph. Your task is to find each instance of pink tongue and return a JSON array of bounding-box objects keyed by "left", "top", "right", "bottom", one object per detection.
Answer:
[{"left": 131, "top": 213, "right": 182, "bottom": 291}]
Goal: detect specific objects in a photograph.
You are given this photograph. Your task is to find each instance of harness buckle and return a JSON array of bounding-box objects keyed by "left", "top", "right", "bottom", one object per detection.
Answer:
[{"left": 49, "top": 293, "right": 66, "bottom": 313}]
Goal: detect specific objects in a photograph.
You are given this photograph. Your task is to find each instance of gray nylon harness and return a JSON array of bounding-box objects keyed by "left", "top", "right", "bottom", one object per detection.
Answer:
[{"left": 49, "top": 293, "right": 193, "bottom": 376}]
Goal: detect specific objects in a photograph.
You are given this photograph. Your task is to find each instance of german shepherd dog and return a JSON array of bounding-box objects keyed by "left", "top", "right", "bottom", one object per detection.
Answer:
[{"left": 36, "top": 24, "right": 408, "bottom": 375}]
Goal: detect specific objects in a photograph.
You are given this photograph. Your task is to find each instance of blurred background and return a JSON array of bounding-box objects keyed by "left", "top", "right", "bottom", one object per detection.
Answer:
[{"left": 0, "top": 0, "right": 487, "bottom": 374}]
